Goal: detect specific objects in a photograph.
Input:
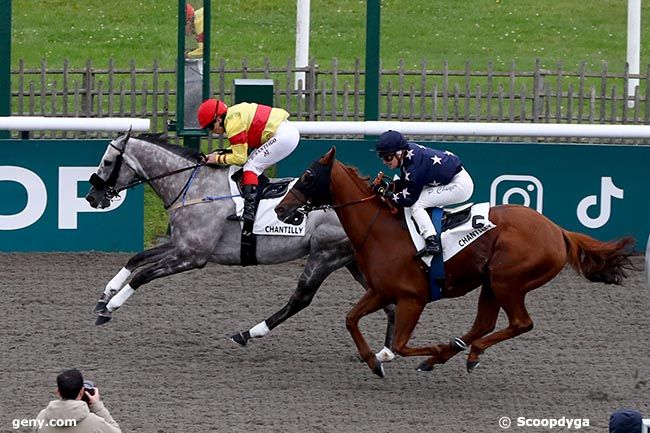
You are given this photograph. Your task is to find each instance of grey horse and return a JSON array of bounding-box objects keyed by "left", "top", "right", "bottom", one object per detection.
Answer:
[{"left": 85, "top": 131, "right": 396, "bottom": 361}]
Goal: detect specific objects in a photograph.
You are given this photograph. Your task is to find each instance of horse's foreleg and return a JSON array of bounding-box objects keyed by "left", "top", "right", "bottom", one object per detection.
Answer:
[
  {"left": 345, "top": 290, "right": 391, "bottom": 378},
  {"left": 95, "top": 243, "right": 174, "bottom": 313},
  {"left": 96, "top": 251, "right": 206, "bottom": 325},
  {"left": 125, "top": 242, "right": 175, "bottom": 270},
  {"left": 418, "top": 284, "right": 500, "bottom": 371},
  {"left": 229, "top": 251, "right": 350, "bottom": 346},
  {"left": 345, "top": 262, "right": 396, "bottom": 362},
  {"left": 467, "top": 293, "right": 533, "bottom": 373},
  {"left": 389, "top": 298, "right": 434, "bottom": 363}
]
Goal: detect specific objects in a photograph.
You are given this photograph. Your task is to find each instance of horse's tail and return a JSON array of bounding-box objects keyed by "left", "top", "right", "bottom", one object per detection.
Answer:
[{"left": 562, "top": 230, "right": 636, "bottom": 285}]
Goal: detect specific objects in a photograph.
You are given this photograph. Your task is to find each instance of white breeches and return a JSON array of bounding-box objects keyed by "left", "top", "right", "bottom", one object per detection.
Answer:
[
  {"left": 244, "top": 120, "right": 300, "bottom": 176},
  {"left": 410, "top": 169, "right": 474, "bottom": 238}
]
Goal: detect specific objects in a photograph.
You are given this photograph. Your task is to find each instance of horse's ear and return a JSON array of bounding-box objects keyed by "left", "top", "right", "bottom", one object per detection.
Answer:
[{"left": 322, "top": 147, "right": 336, "bottom": 165}]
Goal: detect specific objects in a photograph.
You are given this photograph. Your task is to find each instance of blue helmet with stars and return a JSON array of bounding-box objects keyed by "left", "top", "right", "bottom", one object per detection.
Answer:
[{"left": 376, "top": 130, "right": 408, "bottom": 156}]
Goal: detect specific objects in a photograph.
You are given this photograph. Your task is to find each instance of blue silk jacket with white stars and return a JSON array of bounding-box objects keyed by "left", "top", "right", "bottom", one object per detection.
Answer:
[{"left": 392, "top": 142, "right": 463, "bottom": 207}]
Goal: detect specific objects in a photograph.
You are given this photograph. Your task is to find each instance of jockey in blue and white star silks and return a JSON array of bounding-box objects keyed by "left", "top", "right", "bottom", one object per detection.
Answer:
[{"left": 375, "top": 130, "right": 474, "bottom": 257}]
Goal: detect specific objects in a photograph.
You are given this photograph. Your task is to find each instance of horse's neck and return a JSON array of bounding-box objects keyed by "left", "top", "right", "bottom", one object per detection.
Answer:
[
  {"left": 127, "top": 140, "right": 186, "bottom": 177},
  {"left": 126, "top": 140, "right": 228, "bottom": 202},
  {"left": 331, "top": 162, "right": 385, "bottom": 237}
]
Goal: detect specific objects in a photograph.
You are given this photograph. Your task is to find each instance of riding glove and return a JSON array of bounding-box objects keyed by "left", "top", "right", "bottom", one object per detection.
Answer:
[{"left": 372, "top": 184, "right": 395, "bottom": 201}]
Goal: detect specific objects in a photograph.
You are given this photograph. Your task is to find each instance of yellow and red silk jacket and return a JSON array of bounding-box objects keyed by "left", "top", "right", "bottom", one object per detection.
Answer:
[{"left": 213, "top": 103, "right": 290, "bottom": 165}]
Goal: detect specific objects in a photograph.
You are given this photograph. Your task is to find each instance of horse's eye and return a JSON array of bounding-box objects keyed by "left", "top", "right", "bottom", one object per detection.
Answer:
[
  {"left": 302, "top": 171, "right": 315, "bottom": 186},
  {"left": 103, "top": 160, "right": 113, "bottom": 167}
]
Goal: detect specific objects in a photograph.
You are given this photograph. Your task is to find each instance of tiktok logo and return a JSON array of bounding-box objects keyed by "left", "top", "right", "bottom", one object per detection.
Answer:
[{"left": 576, "top": 177, "right": 624, "bottom": 229}]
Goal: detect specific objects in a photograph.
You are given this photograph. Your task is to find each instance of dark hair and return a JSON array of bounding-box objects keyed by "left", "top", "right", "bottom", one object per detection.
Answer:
[{"left": 56, "top": 369, "right": 84, "bottom": 400}]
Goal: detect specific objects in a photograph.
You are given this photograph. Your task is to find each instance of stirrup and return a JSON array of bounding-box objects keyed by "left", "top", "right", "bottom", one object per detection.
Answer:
[
  {"left": 415, "top": 242, "right": 440, "bottom": 258},
  {"left": 415, "top": 247, "right": 437, "bottom": 258}
]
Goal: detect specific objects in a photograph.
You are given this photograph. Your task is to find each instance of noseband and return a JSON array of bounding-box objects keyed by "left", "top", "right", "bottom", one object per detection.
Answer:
[{"left": 89, "top": 140, "right": 130, "bottom": 201}]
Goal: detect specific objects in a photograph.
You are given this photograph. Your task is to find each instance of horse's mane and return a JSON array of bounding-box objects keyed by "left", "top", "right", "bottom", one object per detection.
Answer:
[
  {"left": 345, "top": 165, "right": 371, "bottom": 182},
  {"left": 134, "top": 132, "right": 204, "bottom": 162},
  {"left": 338, "top": 161, "right": 371, "bottom": 191},
  {"left": 337, "top": 159, "right": 404, "bottom": 219}
]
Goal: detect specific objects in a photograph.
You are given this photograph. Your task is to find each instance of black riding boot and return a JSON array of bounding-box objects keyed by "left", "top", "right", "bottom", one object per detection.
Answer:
[
  {"left": 242, "top": 184, "right": 258, "bottom": 224},
  {"left": 415, "top": 234, "right": 441, "bottom": 258},
  {"left": 240, "top": 184, "right": 259, "bottom": 266}
]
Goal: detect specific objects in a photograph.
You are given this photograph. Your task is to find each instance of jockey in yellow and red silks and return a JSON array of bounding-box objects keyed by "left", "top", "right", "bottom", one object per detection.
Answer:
[
  {"left": 197, "top": 99, "right": 301, "bottom": 224},
  {"left": 185, "top": 3, "right": 204, "bottom": 58}
]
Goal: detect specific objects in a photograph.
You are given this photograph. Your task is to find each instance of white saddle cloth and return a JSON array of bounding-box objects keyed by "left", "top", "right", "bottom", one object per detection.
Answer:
[
  {"left": 228, "top": 167, "right": 307, "bottom": 237},
  {"left": 405, "top": 202, "right": 496, "bottom": 266}
]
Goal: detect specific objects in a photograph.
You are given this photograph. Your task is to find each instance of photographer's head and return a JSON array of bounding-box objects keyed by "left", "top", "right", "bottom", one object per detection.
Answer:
[
  {"left": 56, "top": 369, "right": 84, "bottom": 400},
  {"left": 609, "top": 408, "right": 643, "bottom": 433}
]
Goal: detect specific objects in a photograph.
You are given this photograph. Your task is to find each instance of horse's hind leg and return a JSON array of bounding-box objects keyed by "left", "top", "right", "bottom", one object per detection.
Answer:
[
  {"left": 417, "top": 284, "right": 500, "bottom": 371},
  {"left": 229, "top": 249, "right": 353, "bottom": 346},
  {"left": 345, "top": 262, "right": 396, "bottom": 362}
]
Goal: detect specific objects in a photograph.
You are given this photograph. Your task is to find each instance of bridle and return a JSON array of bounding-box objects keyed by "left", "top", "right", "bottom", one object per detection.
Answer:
[
  {"left": 286, "top": 167, "right": 390, "bottom": 252},
  {"left": 88, "top": 137, "right": 132, "bottom": 201},
  {"left": 88, "top": 134, "right": 205, "bottom": 209}
]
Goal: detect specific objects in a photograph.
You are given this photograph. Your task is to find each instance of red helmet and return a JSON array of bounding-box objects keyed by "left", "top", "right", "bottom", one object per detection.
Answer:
[
  {"left": 197, "top": 99, "right": 228, "bottom": 129},
  {"left": 185, "top": 3, "right": 195, "bottom": 21}
]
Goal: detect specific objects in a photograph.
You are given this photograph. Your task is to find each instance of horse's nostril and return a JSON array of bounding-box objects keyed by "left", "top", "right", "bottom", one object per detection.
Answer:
[
  {"left": 86, "top": 195, "right": 95, "bottom": 205},
  {"left": 276, "top": 206, "right": 284, "bottom": 214}
]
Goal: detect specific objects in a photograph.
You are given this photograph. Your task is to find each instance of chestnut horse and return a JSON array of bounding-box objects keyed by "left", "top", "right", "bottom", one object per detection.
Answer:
[{"left": 275, "top": 148, "right": 636, "bottom": 378}]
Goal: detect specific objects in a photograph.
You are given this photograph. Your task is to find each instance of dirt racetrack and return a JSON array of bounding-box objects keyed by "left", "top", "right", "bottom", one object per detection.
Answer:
[{"left": 1, "top": 253, "right": 648, "bottom": 433}]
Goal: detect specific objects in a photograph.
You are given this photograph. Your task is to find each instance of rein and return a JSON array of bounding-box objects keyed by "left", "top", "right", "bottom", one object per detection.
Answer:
[
  {"left": 291, "top": 189, "right": 384, "bottom": 253},
  {"left": 353, "top": 205, "right": 383, "bottom": 253},
  {"left": 92, "top": 136, "right": 207, "bottom": 207},
  {"left": 331, "top": 195, "right": 377, "bottom": 210},
  {"left": 116, "top": 163, "right": 204, "bottom": 194}
]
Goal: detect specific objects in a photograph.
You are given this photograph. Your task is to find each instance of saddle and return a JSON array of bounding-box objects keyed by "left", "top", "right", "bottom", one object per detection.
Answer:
[
  {"left": 230, "top": 168, "right": 295, "bottom": 267},
  {"left": 438, "top": 202, "right": 474, "bottom": 231},
  {"left": 230, "top": 168, "right": 294, "bottom": 200}
]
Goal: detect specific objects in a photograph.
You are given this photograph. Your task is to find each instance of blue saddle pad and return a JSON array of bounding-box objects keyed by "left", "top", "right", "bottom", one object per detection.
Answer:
[{"left": 428, "top": 207, "right": 445, "bottom": 302}]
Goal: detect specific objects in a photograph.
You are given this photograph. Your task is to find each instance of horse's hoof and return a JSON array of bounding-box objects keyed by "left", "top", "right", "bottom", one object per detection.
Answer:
[
  {"left": 94, "top": 300, "right": 108, "bottom": 313},
  {"left": 95, "top": 314, "right": 112, "bottom": 326},
  {"left": 416, "top": 360, "right": 434, "bottom": 372},
  {"left": 451, "top": 337, "right": 468, "bottom": 351},
  {"left": 372, "top": 360, "right": 385, "bottom": 378},
  {"left": 229, "top": 332, "right": 249, "bottom": 346},
  {"left": 467, "top": 360, "right": 480, "bottom": 373}
]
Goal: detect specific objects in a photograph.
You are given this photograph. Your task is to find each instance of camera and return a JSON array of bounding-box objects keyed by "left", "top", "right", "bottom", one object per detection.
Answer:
[{"left": 81, "top": 379, "right": 95, "bottom": 403}]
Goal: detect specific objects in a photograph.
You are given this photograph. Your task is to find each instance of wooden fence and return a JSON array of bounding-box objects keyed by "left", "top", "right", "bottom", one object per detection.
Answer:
[{"left": 9, "top": 58, "right": 650, "bottom": 143}]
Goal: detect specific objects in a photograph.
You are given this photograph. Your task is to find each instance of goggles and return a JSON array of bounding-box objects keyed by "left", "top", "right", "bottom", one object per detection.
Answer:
[{"left": 378, "top": 153, "right": 396, "bottom": 162}]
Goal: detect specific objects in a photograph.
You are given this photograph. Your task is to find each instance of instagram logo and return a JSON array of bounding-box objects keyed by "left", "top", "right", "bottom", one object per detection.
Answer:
[{"left": 490, "top": 175, "right": 544, "bottom": 213}]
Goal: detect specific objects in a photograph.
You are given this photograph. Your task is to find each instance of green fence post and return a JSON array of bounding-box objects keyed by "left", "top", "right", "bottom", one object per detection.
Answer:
[
  {"left": 364, "top": 0, "right": 380, "bottom": 123},
  {"left": 0, "top": 0, "right": 11, "bottom": 139}
]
